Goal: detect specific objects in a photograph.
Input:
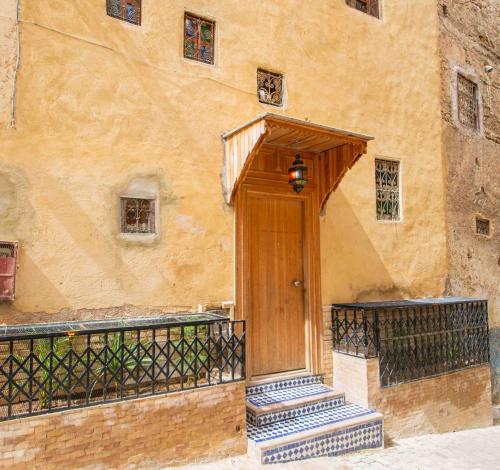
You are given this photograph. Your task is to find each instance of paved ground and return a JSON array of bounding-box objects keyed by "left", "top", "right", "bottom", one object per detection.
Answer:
[{"left": 167, "top": 423, "right": 500, "bottom": 469}]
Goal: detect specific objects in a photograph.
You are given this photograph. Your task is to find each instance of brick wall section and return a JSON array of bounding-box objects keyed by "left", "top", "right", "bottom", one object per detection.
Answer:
[
  {"left": 333, "top": 352, "right": 493, "bottom": 440},
  {"left": 0, "top": 382, "right": 247, "bottom": 470},
  {"left": 322, "top": 306, "right": 333, "bottom": 386}
]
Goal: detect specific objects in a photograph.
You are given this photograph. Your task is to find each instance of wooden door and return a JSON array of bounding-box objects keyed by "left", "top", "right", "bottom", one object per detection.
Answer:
[{"left": 248, "top": 193, "right": 306, "bottom": 376}]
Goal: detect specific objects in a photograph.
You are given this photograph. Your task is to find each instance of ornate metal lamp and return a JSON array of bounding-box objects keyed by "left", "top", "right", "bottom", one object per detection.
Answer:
[{"left": 288, "top": 154, "right": 308, "bottom": 193}]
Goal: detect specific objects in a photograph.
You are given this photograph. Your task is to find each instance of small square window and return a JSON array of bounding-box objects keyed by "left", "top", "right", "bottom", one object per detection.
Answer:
[
  {"left": 476, "top": 217, "right": 490, "bottom": 237},
  {"left": 346, "top": 0, "right": 380, "bottom": 18},
  {"left": 120, "top": 198, "right": 156, "bottom": 234},
  {"left": 106, "top": 0, "right": 141, "bottom": 25},
  {"left": 457, "top": 74, "right": 479, "bottom": 130},
  {"left": 184, "top": 12, "right": 215, "bottom": 65},
  {"left": 257, "top": 69, "right": 284, "bottom": 107},
  {"left": 375, "top": 159, "right": 400, "bottom": 221}
]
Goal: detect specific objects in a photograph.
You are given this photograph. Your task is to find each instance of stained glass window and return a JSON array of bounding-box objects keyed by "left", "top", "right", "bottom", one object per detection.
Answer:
[
  {"left": 257, "top": 69, "right": 284, "bottom": 107},
  {"left": 120, "top": 198, "right": 156, "bottom": 234},
  {"left": 345, "top": 0, "right": 380, "bottom": 18},
  {"left": 375, "top": 159, "right": 400, "bottom": 221},
  {"left": 457, "top": 74, "right": 479, "bottom": 130},
  {"left": 476, "top": 217, "right": 490, "bottom": 237},
  {"left": 106, "top": 0, "right": 141, "bottom": 26},
  {"left": 184, "top": 13, "right": 215, "bottom": 65}
]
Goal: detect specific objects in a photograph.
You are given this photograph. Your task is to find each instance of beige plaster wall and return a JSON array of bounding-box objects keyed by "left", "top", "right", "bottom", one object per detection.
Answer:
[{"left": 0, "top": 1, "right": 447, "bottom": 322}]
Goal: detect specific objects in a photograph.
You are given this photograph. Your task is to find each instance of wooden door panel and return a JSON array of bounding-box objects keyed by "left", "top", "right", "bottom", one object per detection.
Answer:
[{"left": 248, "top": 193, "right": 306, "bottom": 376}]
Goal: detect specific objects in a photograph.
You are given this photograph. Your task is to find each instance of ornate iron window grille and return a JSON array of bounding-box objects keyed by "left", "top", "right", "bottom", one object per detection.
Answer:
[
  {"left": 476, "top": 217, "right": 490, "bottom": 236},
  {"left": 106, "top": 0, "right": 141, "bottom": 26},
  {"left": 0, "top": 242, "right": 18, "bottom": 302},
  {"left": 257, "top": 69, "right": 284, "bottom": 107},
  {"left": 184, "top": 12, "right": 216, "bottom": 65},
  {"left": 375, "top": 159, "right": 400, "bottom": 221},
  {"left": 0, "top": 317, "right": 245, "bottom": 421},
  {"left": 346, "top": 0, "right": 380, "bottom": 18},
  {"left": 120, "top": 197, "right": 156, "bottom": 234},
  {"left": 457, "top": 74, "right": 479, "bottom": 130},
  {"left": 331, "top": 299, "right": 489, "bottom": 387}
]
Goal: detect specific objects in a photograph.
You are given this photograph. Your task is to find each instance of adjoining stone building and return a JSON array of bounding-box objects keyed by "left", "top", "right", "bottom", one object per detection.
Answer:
[
  {"left": 438, "top": 0, "right": 500, "bottom": 404},
  {"left": 0, "top": 1, "right": 495, "bottom": 468}
]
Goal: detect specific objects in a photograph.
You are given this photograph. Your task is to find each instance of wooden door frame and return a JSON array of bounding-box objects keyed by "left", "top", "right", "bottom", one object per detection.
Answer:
[{"left": 235, "top": 174, "right": 323, "bottom": 382}]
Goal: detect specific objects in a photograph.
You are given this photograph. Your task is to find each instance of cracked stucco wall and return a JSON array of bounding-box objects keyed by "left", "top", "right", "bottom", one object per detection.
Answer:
[
  {"left": 438, "top": 0, "right": 500, "bottom": 402},
  {"left": 0, "top": 1, "right": 447, "bottom": 327}
]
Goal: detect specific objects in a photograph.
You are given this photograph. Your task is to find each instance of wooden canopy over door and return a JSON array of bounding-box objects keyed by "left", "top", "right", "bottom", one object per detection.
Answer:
[{"left": 224, "top": 114, "right": 373, "bottom": 380}]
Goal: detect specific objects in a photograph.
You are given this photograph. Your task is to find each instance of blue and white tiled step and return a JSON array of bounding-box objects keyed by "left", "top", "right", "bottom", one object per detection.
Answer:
[
  {"left": 246, "top": 374, "right": 383, "bottom": 464},
  {"left": 247, "top": 381, "right": 345, "bottom": 427}
]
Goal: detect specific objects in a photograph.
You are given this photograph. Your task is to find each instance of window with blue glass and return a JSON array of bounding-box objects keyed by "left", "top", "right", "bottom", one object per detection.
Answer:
[
  {"left": 184, "top": 12, "right": 215, "bottom": 65},
  {"left": 106, "top": 0, "right": 141, "bottom": 26}
]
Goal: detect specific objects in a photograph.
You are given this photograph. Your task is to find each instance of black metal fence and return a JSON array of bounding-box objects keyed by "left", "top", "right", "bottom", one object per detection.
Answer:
[
  {"left": 0, "top": 316, "right": 245, "bottom": 421},
  {"left": 332, "top": 298, "right": 489, "bottom": 387}
]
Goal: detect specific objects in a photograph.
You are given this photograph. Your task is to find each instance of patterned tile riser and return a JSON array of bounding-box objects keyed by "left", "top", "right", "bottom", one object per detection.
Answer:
[
  {"left": 490, "top": 327, "right": 500, "bottom": 403},
  {"left": 246, "top": 375, "right": 323, "bottom": 396},
  {"left": 248, "top": 396, "right": 346, "bottom": 428},
  {"left": 248, "top": 404, "right": 375, "bottom": 442},
  {"left": 261, "top": 420, "right": 383, "bottom": 464},
  {"left": 248, "top": 384, "right": 332, "bottom": 408}
]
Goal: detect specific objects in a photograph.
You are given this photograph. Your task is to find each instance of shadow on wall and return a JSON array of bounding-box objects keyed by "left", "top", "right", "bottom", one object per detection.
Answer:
[{"left": 321, "top": 188, "right": 413, "bottom": 303}]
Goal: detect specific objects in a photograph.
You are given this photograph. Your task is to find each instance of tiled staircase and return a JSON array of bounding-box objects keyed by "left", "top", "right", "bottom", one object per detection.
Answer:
[{"left": 246, "top": 375, "right": 383, "bottom": 464}]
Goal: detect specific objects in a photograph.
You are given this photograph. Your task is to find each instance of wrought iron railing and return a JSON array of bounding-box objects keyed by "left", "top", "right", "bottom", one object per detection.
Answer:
[
  {"left": 332, "top": 298, "right": 489, "bottom": 387},
  {"left": 0, "top": 314, "right": 245, "bottom": 421}
]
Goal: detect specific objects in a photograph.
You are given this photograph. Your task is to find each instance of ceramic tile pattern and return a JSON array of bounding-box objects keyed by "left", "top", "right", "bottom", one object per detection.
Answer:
[
  {"left": 247, "top": 403, "right": 377, "bottom": 442},
  {"left": 245, "top": 375, "right": 383, "bottom": 464},
  {"left": 247, "top": 395, "right": 345, "bottom": 427},
  {"left": 247, "top": 384, "right": 332, "bottom": 408},
  {"left": 246, "top": 375, "right": 323, "bottom": 397},
  {"left": 261, "top": 420, "right": 384, "bottom": 464}
]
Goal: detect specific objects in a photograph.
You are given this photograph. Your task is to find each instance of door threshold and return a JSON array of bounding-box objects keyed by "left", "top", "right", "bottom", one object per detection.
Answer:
[{"left": 248, "top": 369, "right": 311, "bottom": 386}]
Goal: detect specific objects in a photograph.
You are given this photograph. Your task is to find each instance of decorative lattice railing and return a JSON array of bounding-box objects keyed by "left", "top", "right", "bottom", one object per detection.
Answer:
[
  {"left": 0, "top": 313, "right": 245, "bottom": 421},
  {"left": 331, "top": 298, "right": 489, "bottom": 387}
]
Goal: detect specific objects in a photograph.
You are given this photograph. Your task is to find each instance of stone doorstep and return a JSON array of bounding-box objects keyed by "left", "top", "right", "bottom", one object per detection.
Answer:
[
  {"left": 247, "top": 388, "right": 345, "bottom": 414},
  {"left": 247, "top": 390, "right": 346, "bottom": 427},
  {"left": 247, "top": 412, "right": 384, "bottom": 463},
  {"left": 246, "top": 374, "right": 324, "bottom": 396}
]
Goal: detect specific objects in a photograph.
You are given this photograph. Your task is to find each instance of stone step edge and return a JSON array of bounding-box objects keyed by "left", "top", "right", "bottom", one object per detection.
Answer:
[
  {"left": 246, "top": 389, "right": 345, "bottom": 416},
  {"left": 247, "top": 392, "right": 347, "bottom": 428},
  {"left": 248, "top": 411, "right": 384, "bottom": 454},
  {"left": 250, "top": 415, "right": 384, "bottom": 465},
  {"left": 246, "top": 374, "right": 324, "bottom": 396}
]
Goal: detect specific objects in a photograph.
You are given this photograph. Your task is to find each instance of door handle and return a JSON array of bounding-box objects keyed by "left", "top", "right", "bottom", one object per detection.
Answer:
[{"left": 292, "top": 280, "right": 303, "bottom": 287}]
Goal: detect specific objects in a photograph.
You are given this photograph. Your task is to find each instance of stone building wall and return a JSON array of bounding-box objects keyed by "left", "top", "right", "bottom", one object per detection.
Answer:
[
  {"left": 0, "top": 382, "right": 247, "bottom": 469},
  {"left": 438, "top": 0, "right": 500, "bottom": 403}
]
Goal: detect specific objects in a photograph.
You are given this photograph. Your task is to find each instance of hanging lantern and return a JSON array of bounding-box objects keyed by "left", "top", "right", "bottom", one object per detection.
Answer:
[{"left": 288, "top": 154, "right": 308, "bottom": 193}]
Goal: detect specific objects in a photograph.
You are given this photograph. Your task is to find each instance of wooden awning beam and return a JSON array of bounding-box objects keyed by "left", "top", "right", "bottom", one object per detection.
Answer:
[{"left": 222, "top": 113, "right": 373, "bottom": 206}]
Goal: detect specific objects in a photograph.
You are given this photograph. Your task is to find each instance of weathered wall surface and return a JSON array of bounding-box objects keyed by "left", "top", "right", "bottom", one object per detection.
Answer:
[
  {"left": 0, "top": 0, "right": 17, "bottom": 127},
  {"left": 438, "top": 0, "right": 500, "bottom": 402},
  {"left": 0, "top": 382, "right": 247, "bottom": 469},
  {"left": 333, "top": 352, "right": 493, "bottom": 440},
  {"left": 0, "top": 1, "right": 446, "bottom": 337}
]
